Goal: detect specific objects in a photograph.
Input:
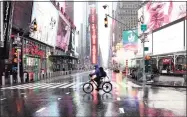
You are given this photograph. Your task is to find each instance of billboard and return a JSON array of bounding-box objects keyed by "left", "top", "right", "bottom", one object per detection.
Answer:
[
  {"left": 89, "top": 7, "right": 98, "bottom": 64},
  {"left": 139, "top": 1, "right": 186, "bottom": 34},
  {"left": 122, "top": 29, "right": 138, "bottom": 52},
  {"left": 56, "top": 16, "right": 71, "bottom": 51},
  {"left": 30, "top": 2, "right": 59, "bottom": 46},
  {"left": 12, "top": 2, "right": 33, "bottom": 30},
  {"left": 153, "top": 21, "right": 184, "bottom": 55}
]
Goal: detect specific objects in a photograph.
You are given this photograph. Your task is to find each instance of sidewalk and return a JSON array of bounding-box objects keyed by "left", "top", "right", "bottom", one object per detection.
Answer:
[
  {"left": 0, "top": 70, "right": 91, "bottom": 87},
  {"left": 127, "top": 75, "right": 186, "bottom": 88}
]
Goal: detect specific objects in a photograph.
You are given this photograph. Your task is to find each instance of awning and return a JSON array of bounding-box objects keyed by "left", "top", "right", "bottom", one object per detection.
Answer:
[{"left": 49, "top": 55, "right": 78, "bottom": 59}]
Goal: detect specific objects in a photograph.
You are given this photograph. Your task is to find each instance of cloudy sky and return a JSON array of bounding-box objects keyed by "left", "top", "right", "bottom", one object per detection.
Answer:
[{"left": 74, "top": 1, "right": 113, "bottom": 67}]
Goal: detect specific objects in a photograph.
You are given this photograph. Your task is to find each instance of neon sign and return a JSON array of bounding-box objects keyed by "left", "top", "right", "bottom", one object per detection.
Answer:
[{"left": 90, "top": 7, "right": 97, "bottom": 64}]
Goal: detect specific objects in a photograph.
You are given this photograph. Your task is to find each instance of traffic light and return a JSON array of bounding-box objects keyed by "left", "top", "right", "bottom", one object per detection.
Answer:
[
  {"left": 104, "top": 16, "right": 108, "bottom": 28},
  {"left": 33, "top": 21, "right": 37, "bottom": 31}
]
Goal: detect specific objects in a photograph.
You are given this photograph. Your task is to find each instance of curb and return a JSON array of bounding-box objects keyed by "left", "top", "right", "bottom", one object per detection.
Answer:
[
  {"left": 146, "top": 84, "right": 187, "bottom": 88},
  {"left": 126, "top": 77, "right": 187, "bottom": 89}
]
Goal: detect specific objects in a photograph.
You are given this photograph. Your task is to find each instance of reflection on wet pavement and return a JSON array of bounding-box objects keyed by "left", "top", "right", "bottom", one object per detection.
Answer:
[{"left": 0, "top": 71, "right": 186, "bottom": 117}]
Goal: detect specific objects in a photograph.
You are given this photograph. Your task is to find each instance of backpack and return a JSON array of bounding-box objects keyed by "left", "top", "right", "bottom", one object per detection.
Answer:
[{"left": 99, "top": 67, "right": 107, "bottom": 77}]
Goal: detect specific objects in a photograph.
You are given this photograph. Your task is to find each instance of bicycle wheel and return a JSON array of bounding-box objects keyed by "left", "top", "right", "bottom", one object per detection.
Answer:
[
  {"left": 83, "top": 82, "right": 93, "bottom": 93},
  {"left": 102, "top": 82, "right": 112, "bottom": 93}
]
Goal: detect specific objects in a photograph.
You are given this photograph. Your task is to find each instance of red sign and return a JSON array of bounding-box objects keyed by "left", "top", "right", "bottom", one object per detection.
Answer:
[
  {"left": 90, "top": 7, "right": 98, "bottom": 64},
  {"left": 24, "top": 42, "right": 45, "bottom": 58}
]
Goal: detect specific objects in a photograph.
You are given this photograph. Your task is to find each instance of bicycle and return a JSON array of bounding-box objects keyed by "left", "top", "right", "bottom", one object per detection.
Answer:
[{"left": 83, "top": 75, "right": 112, "bottom": 93}]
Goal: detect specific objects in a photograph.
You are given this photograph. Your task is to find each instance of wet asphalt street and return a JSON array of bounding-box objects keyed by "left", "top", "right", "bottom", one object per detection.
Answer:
[{"left": 0, "top": 70, "right": 186, "bottom": 117}]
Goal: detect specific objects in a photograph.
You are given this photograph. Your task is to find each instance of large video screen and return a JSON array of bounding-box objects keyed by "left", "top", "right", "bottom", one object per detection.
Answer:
[
  {"left": 139, "top": 1, "right": 186, "bottom": 33},
  {"left": 56, "top": 16, "right": 71, "bottom": 51},
  {"left": 153, "top": 21, "right": 184, "bottom": 55},
  {"left": 30, "top": 2, "right": 59, "bottom": 46}
]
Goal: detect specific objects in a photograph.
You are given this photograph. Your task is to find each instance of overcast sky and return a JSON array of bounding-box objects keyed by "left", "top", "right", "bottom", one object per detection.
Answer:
[{"left": 74, "top": 1, "right": 113, "bottom": 67}]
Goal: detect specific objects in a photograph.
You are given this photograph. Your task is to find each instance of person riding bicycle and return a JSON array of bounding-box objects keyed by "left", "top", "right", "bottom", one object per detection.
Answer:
[{"left": 89, "top": 65, "right": 107, "bottom": 91}]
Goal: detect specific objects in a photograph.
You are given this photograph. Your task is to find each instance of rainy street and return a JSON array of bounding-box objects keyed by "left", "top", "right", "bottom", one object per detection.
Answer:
[{"left": 0, "top": 70, "right": 186, "bottom": 117}]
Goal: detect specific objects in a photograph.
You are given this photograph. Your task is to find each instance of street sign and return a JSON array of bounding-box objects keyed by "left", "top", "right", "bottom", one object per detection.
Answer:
[
  {"left": 141, "top": 24, "right": 147, "bottom": 32},
  {"left": 144, "top": 47, "right": 149, "bottom": 51}
]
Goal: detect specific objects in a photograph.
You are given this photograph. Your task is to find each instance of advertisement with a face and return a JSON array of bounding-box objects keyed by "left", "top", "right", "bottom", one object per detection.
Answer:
[
  {"left": 139, "top": 1, "right": 186, "bottom": 34},
  {"left": 153, "top": 21, "right": 184, "bottom": 55},
  {"left": 56, "top": 16, "right": 71, "bottom": 51},
  {"left": 30, "top": 2, "right": 59, "bottom": 46}
]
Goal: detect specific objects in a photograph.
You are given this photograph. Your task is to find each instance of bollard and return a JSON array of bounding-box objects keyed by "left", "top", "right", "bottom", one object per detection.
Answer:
[
  {"left": 2, "top": 75, "right": 5, "bottom": 86},
  {"left": 10, "top": 75, "right": 13, "bottom": 85},
  {"left": 23, "top": 73, "right": 26, "bottom": 83}
]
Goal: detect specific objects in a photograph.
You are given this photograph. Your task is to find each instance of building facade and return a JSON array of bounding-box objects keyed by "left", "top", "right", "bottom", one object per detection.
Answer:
[{"left": 1, "top": 1, "right": 77, "bottom": 83}]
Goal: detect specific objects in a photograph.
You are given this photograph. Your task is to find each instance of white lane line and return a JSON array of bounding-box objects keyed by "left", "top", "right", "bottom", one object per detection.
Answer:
[
  {"left": 119, "top": 108, "right": 125, "bottom": 113},
  {"left": 0, "top": 98, "right": 6, "bottom": 101},
  {"left": 128, "top": 82, "right": 141, "bottom": 87},
  {"left": 59, "top": 83, "right": 75, "bottom": 88},
  {"left": 117, "top": 97, "right": 121, "bottom": 101},
  {"left": 36, "top": 107, "right": 46, "bottom": 113},
  {"left": 49, "top": 83, "right": 69, "bottom": 89},
  {"left": 66, "top": 92, "right": 70, "bottom": 94}
]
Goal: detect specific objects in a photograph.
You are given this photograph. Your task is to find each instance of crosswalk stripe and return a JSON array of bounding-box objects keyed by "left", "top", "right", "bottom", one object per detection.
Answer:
[
  {"left": 59, "top": 83, "right": 75, "bottom": 88},
  {"left": 6, "top": 83, "right": 35, "bottom": 89},
  {"left": 49, "top": 83, "right": 69, "bottom": 89},
  {"left": 30, "top": 83, "right": 51, "bottom": 89},
  {"left": 40, "top": 84, "right": 54, "bottom": 89},
  {"left": 1, "top": 83, "right": 33, "bottom": 89}
]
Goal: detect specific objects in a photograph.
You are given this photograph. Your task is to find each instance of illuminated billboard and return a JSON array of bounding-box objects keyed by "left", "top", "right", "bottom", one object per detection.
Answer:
[
  {"left": 56, "top": 16, "right": 71, "bottom": 51},
  {"left": 30, "top": 2, "right": 59, "bottom": 46},
  {"left": 139, "top": 1, "right": 186, "bottom": 33},
  {"left": 89, "top": 7, "right": 98, "bottom": 64},
  {"left": 153, "top": 21, "right": 184, "bottom": 55},
  {"left": 122, "top": 29, "right": 138, "bottom": 52}
]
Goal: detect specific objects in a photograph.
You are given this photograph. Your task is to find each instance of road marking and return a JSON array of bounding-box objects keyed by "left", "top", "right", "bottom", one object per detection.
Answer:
[
  {"left": 128, "top": 82, "right": 141, "bottom": 87},
  {"left": 40, "top": 84, "right": 54, "bottom": 89},
  {"left": 66, "top": 92, "right": 70, "bottom": 94},
  {"left": 49, "top": 83, "right": 69, "bottom": 89},
  {"left": 117, "top": 97, "right": 121, "bottom": 101},
  {"left": 36, "top": 107, "right": 46, "bottom": 113},
  {"left": 119, "top": 108, "right": 125, "bottom": 113},
  {"left": 30, "top": 83, "right": 50, "bottom": 89},
  {"left": 59, "top": 83, "right": 75, "bottom": 88},
  {"left": 69, "top": 82, "right": 84, "bottom": 88},
  {"left": 0, "top": 98, "right": 6, "bottom": 101},
  {"left": 58, "top": 98, "right": 61, "bottom": 100}
]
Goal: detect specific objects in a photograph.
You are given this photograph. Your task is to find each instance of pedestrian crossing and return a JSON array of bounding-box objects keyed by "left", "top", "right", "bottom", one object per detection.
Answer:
[{"left": 0, "top": 81, "right": 142, "bottom": 90}]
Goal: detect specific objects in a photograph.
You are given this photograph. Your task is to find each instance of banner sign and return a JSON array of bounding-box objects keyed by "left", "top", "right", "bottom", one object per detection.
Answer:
[
  {"left": 122, "top": 29, "right": 138, "bottom": 52},
  {"left": 90, "top": 7, "right": 98, "bottom": 64}
]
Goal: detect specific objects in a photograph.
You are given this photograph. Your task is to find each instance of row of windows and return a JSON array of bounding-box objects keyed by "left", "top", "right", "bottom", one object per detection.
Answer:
[{"left": 119, "top": 2, "right": 140, "bottom": 9}]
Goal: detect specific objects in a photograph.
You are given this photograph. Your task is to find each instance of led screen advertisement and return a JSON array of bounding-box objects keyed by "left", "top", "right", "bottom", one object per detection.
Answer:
[
  {"left": 122, "top": 29, "right": 138, "bottom": 52},
  {"left": 89, "top": 7, "right": 98, "bottom": 64},
  {"left": 30, "top": 2, "right": 59, "bottom": 46},
  {"left": 139, "top": 1, "right": 186, "bottom": 34},
  {"left": 56, "top": 16, "right": 71, "bottom": 51},
  {"left": 153, "top": 21, "right": 184, "bottom": 55}
]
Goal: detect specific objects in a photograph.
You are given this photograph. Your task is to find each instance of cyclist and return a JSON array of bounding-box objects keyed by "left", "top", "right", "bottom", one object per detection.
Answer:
[{"left": 89, "top": 65, "right": 102, "bottom": 91}]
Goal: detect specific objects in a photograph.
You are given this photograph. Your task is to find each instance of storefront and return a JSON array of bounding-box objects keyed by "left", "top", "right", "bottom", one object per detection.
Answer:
[{"left": 22, "top": 38, "right": 53, "bottom": 80}]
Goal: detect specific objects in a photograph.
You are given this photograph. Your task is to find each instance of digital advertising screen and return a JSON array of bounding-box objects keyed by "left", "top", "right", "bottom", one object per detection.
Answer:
[{"left": 30, "top": 2, "right": 59, "bottom": 46}]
